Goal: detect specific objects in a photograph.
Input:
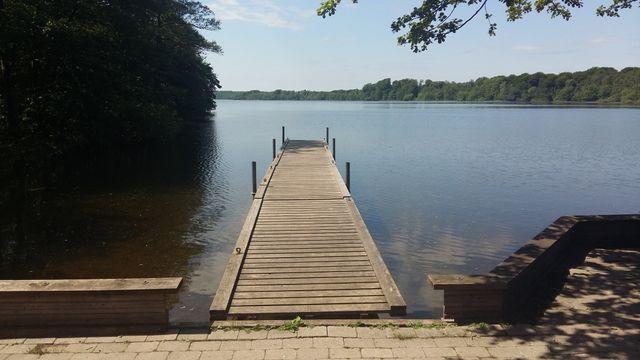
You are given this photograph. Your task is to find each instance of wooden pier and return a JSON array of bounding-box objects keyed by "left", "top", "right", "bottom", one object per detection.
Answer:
[{"left": 210, "top": 139, "right": 406, "bottom": 319}]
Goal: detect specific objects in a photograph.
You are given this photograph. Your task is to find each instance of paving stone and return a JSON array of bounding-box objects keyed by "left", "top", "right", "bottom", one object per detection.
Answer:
[
  {"left": 115, "top": 336, "right": 148, "bottom": 343},
  {"left": 313, "top": 338, "right": 344, "bottom": 349},
  {"left": 64, "top": 343, "right": 97, "bottom": 353},
  {"left": 329, "top": 348, "right": 362, "bottom": 359},
  {"left": 486, "top": 346, "right": 523, "bottom": 358},
  {"left": 433, "top": 337, "right": 467, "bottom": 348},
  {"left": 264, "top": 349, "right": 296, "bottom": 359},
  {"left": 422, "top": 347, "right": 457, "bottom": 357},
  {"left": 297, "top": 327, "right": 327, "bottom": 338},
  {"left": 85, "top": 337, "right": 119, "bottom": 344},
  {"left": 413, "top": 329, "right": 447, "bottom": 338},
  {"left": 0, "top": 345, "right": 35, "bottom": 354},
  {"left": 232, "top": 349, "right": 265, "bottom": 360},
  {"left": 157, "top": 342, "right": 190, "bottom": 352},
  {"left": 454, "top": 346, "right": 490, "bottom": 358},
  {"left": 38, "top": 354, "right": 74, "bottom": 360},
  {"left": 176, "top": 333, "right": 208, "bottom": 341},
  {"left": 200, "top": 350, "right": 234, "bottom": 360},
  {"left": 372, "top": 339, "right": 406, "bottom": 348},
  {"left": 166, "top": 351, "right": 201, "bottom": 360},
  {"left": 5, "top": 355, "right": 39, "bottom": 360},
  {"left": 387, "top": 328, "right": 416, "bottom": 339},
  {"left": 391, "top": 347, "right": 425, "bottom": 358},
  {"left": 0, "top": 340, "right": 24, "bottom": 345},
  {"left": 208, "top": 331, "right": 239, "bottom": 341},
  {"left": 296, "top": 348, "right": 329, "bottom": 359},
  {"left": 327, "top": 327, "right": 357, "bottom": 338},
  {"left": 266, "top": 331, "right": 296, "bottom": 340},
  {"left": 220, "top": 341, "right": 252, "bottom": 351},
  {"left": 146, "top": 331, "right": 179, "bottom": 342},
  {"left": 96, "top": 354, "right": 137, "bottom": 360},
  {"left": 94, "top": 343, "right": 128, "bottom": 353},
  {"left": 189, "top": 341, "right": 222, "bottom": 351},
  {"left": 282, "top": 338, "right": 313, "bottom": 349},
  {"left": 343, "top": 339, "right": 374, "bottom": 348},
  {"left": 125, "top": 342, "right": 159, "bottom": 353},
  {"left": 398, "top": 338, "right": 437, "bottom": 348},
  {"left": 135, "top": 352, "right": 169, "bottom": 360},
  {"left": 24, "top": 338, "right": 55, "bottom": 345},
  {"left": 53, "top": 338, "right": 86, "bottom": 345},
  {"left": 237, "top": 331, "right": 268, "bottom": 340},
  {"left": 355, "top": 328, "right": 388, "bottom": 339},
  {"left": 251, "top": 340, "right": 282, "bottom": 350},
  {"left": 518, "top": 345, "right": 550, "bottom": 358},
  {"left": 360, "top": 348, "right": 393, "bottom": 358}
]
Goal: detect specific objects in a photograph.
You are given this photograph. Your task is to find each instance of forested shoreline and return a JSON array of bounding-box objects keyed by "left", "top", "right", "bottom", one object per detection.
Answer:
[{"left": 219, "top": 67, "right": 640, "bottom": 105}]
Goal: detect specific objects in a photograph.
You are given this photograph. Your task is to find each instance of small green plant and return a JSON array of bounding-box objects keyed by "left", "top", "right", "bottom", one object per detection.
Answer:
[
  {"left": 372, "top": 322, "right": 398, "bottom": 330},
  {"left": 28, "top": 345, "right": 48, "bottom": 355},
  {"left": 470, "top": 322, "right": 489, "bottom": 330},
  {"left": 422, "top": 322, "right": 451, "bottom": 329},
  {"left": 279, "top": 316, "right": 304, "bottom": 332},
  {"left": 392, "top": 331, "right": 416, "bottom": 340},
  {"left": 348, "top": 321, "right": 366, "bottom": 328}
]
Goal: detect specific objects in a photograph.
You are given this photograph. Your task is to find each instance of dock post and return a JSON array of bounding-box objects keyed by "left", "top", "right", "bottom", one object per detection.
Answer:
[
  {"left": 272, "top": 139, "right": 276, "bottom": 160},
  {"left": 326, "top": 127, "right": 329, "bottom": 144},
  {"left": 332, "top": 138, "right": 336, "bottom": 160},
  {"left": 346, "top": 162, "right": 350, "bottom": 191},
  {"left": 282, "top": 126, "right": 285, "bottom": 145},
  {"left": 251, "top": 161, "right": 257, "bottom": 196}
]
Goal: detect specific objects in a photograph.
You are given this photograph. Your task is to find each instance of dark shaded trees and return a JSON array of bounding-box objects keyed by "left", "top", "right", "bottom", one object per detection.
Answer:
[{"left": 0, "top": 0, "right": 220, "bottom": 243}]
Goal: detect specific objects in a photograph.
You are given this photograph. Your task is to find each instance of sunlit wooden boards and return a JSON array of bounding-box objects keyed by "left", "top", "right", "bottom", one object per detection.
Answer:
[{"left": 210, "top": 140, "right": 405, "bottom": 319}]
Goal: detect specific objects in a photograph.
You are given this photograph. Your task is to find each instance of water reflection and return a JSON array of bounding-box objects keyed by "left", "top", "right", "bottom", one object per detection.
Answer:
[
  {"left": 2, "top": 101, "right": 639, "bottom": 323},
  {"left": 0, "top": 120, "right": 227, "bottom": 323}
]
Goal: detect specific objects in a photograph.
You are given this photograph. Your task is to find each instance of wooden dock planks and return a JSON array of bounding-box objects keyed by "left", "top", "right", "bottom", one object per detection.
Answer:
[{"left": 210, "top": 139, "right": 406, "bottom": 319}]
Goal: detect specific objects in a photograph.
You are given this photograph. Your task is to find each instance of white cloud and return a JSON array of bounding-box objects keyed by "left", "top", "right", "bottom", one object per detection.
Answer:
[
  {"left": 512, "top": 45, "right": 544, "bottom": 52},
  {"left": 588, "top": 36, "right": 614, "bottom": 44},
  {"left": 206, "top": 0, "right": 314, "bottom": 30}
]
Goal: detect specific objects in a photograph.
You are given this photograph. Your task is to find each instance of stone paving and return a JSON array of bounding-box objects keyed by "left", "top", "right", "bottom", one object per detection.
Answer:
[{"left": 0, "top": 249, "right": 637, "bottom": 359}]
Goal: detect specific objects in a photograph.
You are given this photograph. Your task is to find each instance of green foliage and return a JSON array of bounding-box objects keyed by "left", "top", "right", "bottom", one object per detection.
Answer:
[
  {"left": 317, "top": 0, "right": 639, "bottom": 51},
  {"left": 279, "top": 316, "right": 304, "bottom": 332},
  {"left": 0, "top": 0, "right": 221, "bottom": 246},
  {"left": 1, "top": 0, "right": 220, "bottom": 158},
  {"left": 218, "top": 67, "right": 640, "bottom": 105}
]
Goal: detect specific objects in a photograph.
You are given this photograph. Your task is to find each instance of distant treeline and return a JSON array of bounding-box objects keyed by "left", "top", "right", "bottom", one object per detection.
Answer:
[{"left": 219, "top": 67, "right": 640, "bottom": 105}]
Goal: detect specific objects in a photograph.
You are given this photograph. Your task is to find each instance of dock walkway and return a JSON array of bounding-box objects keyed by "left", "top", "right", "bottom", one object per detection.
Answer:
[{"left": 211, "top": 139, "right": 405, "bottom": 319}]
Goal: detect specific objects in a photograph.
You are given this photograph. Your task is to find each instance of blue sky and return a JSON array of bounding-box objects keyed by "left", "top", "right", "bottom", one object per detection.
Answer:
[{"left": 202, "top": 0, "right": 640, "bottom": 91}]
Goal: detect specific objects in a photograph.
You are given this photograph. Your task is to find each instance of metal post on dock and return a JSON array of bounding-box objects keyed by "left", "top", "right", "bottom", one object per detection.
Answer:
[
  {"left": 332, "top": 138, "right": 336, "bottom": 160},
  {"left": 346, "top": 162, "right": 351, "bottom": 191},
  {"left": 282, "top": 126, "right": 285, "bottom": 145},
  {"left": 326, "top": 127, "right": 329, "bottom": 144},
  {"left": 272, "top": 139, "right": 276, "bottom": 160},
  {"left": 251, "top": 161, "right": 257, "bottom": 196}
]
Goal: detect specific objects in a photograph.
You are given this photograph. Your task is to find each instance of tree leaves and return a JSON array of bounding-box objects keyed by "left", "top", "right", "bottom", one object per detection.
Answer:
[{"left": 317, "top": 0, "right": 639, "bottom": 51}]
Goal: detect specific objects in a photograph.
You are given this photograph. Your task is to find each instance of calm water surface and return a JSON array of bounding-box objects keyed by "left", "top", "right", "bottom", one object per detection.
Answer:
[{"left": 4, "top": 101, "right": 640, "bottom": 324}]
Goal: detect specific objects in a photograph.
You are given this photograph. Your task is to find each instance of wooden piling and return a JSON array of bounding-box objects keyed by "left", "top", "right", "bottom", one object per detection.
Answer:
[
  {"left": 346, "top": 161, "right": 351, "bottom": 191},
  {"left": 251, "top": 161, "right": 257, "bottom": 196},
  {"left": 272, "top": 139, "right": 276, "bottom": 160}
]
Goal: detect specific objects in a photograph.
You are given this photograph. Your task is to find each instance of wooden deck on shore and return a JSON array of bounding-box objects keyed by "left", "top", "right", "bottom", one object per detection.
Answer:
[{"left": 210, "top": 139, "right": 406, "bottom": 319}]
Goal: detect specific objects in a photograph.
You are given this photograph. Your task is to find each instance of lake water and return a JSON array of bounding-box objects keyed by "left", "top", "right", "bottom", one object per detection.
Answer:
[{"left": 3, "top": 100, "right": 639, "bottom": 324}]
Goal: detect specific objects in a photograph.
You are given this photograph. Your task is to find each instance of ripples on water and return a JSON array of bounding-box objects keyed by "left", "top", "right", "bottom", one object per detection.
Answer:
[{"left": 2, "top": 101, "right": 639, "bottom": 323}]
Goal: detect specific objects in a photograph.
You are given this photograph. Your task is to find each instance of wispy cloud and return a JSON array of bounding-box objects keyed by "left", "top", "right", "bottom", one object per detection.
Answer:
[
  {"left": 206, "top": 0, "right": 314, "bottom": 30},
  {"left": 512, "top": 45, "right": 544, "bottom": 52},
  {"left": 587, "top": 36, "right": 615, "bottom": 44}
]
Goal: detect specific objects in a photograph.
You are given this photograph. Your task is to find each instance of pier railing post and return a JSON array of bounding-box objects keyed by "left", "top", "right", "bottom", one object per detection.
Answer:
[
  {"left": 282, "top": 126, "right": 285, "bottom": 145},
  {"left": 346, "top": 162, "right": 350, "bottom": 191},
  {"left": 326, "top": 127, "right": 329, "bottom": 144},
  {"left": 251, "top": 161, "right": 257, "bottom": 196},
  {"left": 272, "top": 139, "right": 276, "bottom": 160},
  {"left": 332, "top": 138, "right": 336, "bottom": 160}
]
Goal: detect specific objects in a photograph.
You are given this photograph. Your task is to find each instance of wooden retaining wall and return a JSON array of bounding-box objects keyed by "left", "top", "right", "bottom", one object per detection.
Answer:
[
  {"left": 428, "top": 215, "right": 640, "bottom": 323},
  {"left": 0, "top": 277, "right": 182, "bottom": 337}
]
